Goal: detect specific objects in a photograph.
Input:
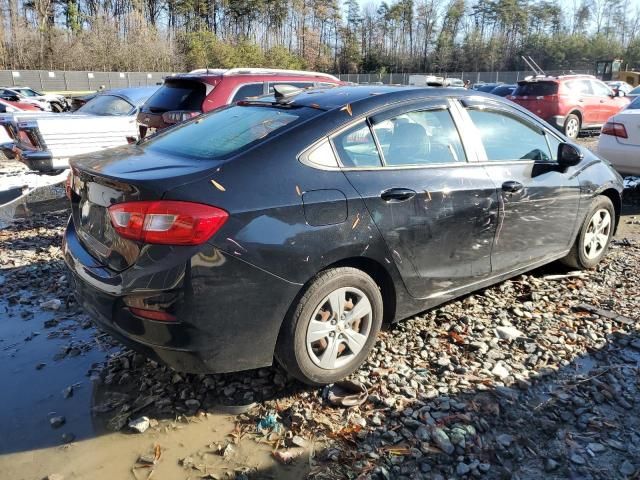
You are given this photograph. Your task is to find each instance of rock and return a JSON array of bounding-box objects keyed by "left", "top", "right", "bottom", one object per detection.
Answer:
[
  {"left": 49, "top": 416, "right": 65, "bottom": 428},
  {"left": 496, "top": 433, "right": 513, "bottom": 448},
  {"left": 544, "top": 459, "right": 559, "bottom": 472},
  {"left": 491, "top": 362, "right": 510, "bottom": 379},
  {"left": 456, "top": 463, "right": 470, "bottom": 475},
  {"left": 495, "top": 326, "right": 524, "bottom": 340},
  {"left": 61, "top": 432, "right": 75, "bottom": 443},
  {"left": 137, "top": 454, "right": 157, "bottom": 465},
  {"left": 470, "top": 341, "right": 489, "bottom": 354},
  {"left": 619, "top": 460, "right": 636, "bottom": 476},
  {"left": 587, "top": 442, "right": 606, "bottom": 453},
  {"left": 185, "top": 399, "right": 200, "bottom": 410},
  {"left": 431, "top": 427, "right": 454, "bottom": 455},
  {"left": 570, "top": 453, "right": 586, "bottom": 465},
  {"left": 128, "top": 416, "right": 150, "bottom": 433},
  {"left": 40, "top": 299, "right": 61, "bottom": 310},
  {"left": 221, "top": 443, "right": 235, "bottom": 458}
]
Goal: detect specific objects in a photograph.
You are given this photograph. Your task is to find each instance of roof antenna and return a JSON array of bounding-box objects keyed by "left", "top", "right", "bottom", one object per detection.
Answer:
[{"left": 272, "top": 84, "right": 303, "bottom": 103}]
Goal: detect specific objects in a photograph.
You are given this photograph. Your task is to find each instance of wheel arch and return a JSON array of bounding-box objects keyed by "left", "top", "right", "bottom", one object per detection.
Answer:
[{"left": 598, "top": 187, "right": 622, "bottom": 233}]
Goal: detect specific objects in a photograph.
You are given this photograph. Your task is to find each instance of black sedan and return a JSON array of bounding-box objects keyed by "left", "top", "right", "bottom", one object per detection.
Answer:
[{"left": 63, "top": 86, "right": 623, "bottom": 385}]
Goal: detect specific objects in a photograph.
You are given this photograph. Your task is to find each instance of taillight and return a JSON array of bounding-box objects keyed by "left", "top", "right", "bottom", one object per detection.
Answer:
[
  {"left": 17, "top": 129, "right": 36, "bottom": 147},
  {"left": 161, "top": 110, "right": 201, "bottom": 125},
  {"left": 108, "top": 201, "right": 228, "bottom": 245},
  {"left": 129, "top": 307, "right": 177, "bottom": 322},
  {"left": 602, "top": 121, "right": 628, "bottom": 138}
]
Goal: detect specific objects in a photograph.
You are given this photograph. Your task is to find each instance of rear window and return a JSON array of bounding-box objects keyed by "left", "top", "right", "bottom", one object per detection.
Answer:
[
  {"left": 144, "top": 80, "right": 206, "bottom": 112},
  {"left": 145, "top": 105, "right": 306, "bottom": 160},
  {"left": 513, "top": 82, "right": 558, "bottom": 96}
]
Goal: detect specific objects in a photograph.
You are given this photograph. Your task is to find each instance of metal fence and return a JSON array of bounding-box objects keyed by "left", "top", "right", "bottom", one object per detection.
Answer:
[
  {"left": 0, "top": 68, "right": 595, "bottom": 92},
  {"left": 0, "top": 70, "right": 176, "bottom": 92},
  {"left": 337, "top": 70, "right": 594, "bottom": 85}
]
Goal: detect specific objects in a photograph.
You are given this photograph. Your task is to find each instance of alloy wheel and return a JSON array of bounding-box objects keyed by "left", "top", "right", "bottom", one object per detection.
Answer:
[
  {"left": 306, "top": 287, "right": 373, "bottom": 370},
  {"left": 565, "top": 118, "right": 579, "bottom": 138},
  {"left": 583, "top": 209, "right": 611, "bottom": 259}
]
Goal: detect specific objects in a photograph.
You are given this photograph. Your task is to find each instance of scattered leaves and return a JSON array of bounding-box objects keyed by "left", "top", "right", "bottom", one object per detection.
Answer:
[{"left": 211, "top": 179, "right": 226, "bottom": 192}]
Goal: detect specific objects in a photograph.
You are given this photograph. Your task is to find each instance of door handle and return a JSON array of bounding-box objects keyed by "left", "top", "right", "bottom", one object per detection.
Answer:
[
  {"left": 502, "top": 181, "right": 523, "bottom": 193},
  {"left": 577, "top": 98, "right": 584, "bottom": 102},
  {"left": 380, "top": 188, "right": 417, "bottom": 202}
]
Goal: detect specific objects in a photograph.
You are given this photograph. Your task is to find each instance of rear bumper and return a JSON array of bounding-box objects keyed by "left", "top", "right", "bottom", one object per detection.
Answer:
[
  {"left": 597, "top": 136, "right": 640, "bottom": 176},
  {"left": 1, "top": 142, "right": 67, "bottom": 172},
  {"left": 63, "top": 218, "right": 301, "bottom": 374}
]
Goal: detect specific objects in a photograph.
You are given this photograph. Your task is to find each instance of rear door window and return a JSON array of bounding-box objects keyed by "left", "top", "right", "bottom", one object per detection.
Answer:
[
  {"left": 627, "top": 96, "right": 640, "bottom": 110},
  {"left": 145, "top": 105, "right": 306, "bottom": 160},
  {"left": 144, "top": 80, "right": 206, "bottom": 112},
  {"left": 565, "top": 80, "right": 592, "bottom": 96},
  {"left": 231, "top": 83, "right": 265, "bottom": 102},
  {"left": 372, "top": 109, "right": 466, "bottom": 165},
  {"left": 467, "top": 108, "right": 553, "bottom": 161},
  {"left": 513, "top": 82, "right": 558, "bottom": 96}
]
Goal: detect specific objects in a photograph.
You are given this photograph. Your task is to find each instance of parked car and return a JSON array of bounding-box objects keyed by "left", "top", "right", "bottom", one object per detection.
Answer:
[
  {"left": 0, "top": 86, "right": 159, "bottom": 172},
  {"left": 628, "top": 85, "right": 640, "bottom": 98},
  {"left": 70, "top": 92, "right": 100, "bottom": 111},
  {"left": 137, "top": 68, "right": 343, "bottom": 136},
  {"left": 2, "top": 86, "right": 69, "bottom": 112},
  {"left": 605, "top": 80, "right": 633, "bottom": 96},
  {"left": 475, "top": 82, "right": 504, "bottom": 93},
  {"left": 0, "top": 97, "right": 41, "bottom": 113},
  {"left": 597, "top": 95, "right": 640, "bottom": 175},
  {"left": 490, "top": 84, "right": 517, "bottom": 97},
  {"left": 508, "top": 75, "right": 629, "bottom": 139},
  {"left": 445, "top": 78, "right": 465, "bottom": 88},
  {"left": 64, "top": 85, "right": 623, "bottom": 385}
]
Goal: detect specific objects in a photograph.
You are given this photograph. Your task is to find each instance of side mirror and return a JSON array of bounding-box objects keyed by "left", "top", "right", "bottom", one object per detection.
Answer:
[{"left": 557, "top": 142, "right": 583, "bottom": 167}]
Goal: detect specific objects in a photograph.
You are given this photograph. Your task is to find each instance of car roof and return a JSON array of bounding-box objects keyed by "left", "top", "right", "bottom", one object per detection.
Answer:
[
  {"left": 255, "top": 85, "right": 488, "bottom": 111},
  {"left": 98, "top": 86, "right": 160, "bottom": 106},
  {"left": 170, "top": 68, "right": 341, "bottom": 84}
]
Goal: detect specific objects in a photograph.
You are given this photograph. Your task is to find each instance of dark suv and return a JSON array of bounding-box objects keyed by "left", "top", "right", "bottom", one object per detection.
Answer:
[
  {"left": 137, "top": 68, "right": 343, "bottom": 135},
  {"left": 508, "top": 75, "right": 629, "bottom": 138}
]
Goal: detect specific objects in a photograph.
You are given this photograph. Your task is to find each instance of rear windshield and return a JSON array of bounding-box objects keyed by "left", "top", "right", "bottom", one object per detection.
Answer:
[
  {"left": 145, "top": 105, "right": 309, "bottom": 160},
  {"left": 144, "top": 80, "right": 206, "bottom": 112},
  {"left": 627, "top": 96, "right": 640, "bottom": 110},
  {"left": 77, "top": 95, "right": 134, "bottom": 116},
  {"left": 513, "top": 82, "right": 558, "bottom": 96}
]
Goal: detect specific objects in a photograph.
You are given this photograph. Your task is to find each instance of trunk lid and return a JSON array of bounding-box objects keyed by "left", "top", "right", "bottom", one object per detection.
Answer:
[
  {"left": 70, "top": 144, "right": 217, "bottom": 271},
  {"left": 509, "top": 81, "right": 560, "bottom": 119}
]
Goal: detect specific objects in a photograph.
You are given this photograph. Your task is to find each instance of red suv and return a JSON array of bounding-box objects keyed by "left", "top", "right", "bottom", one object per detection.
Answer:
[
  {"left": 508, "top": 75, "right": 629, "bottom": 139},
  {"left": 137, "top": 68, "right": 343, "bottom": 135}
]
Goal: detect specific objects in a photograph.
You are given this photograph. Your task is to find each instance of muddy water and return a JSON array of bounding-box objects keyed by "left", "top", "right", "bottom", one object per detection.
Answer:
[{"left": 0, "top": 299, "right": 309, "bottom": 480}]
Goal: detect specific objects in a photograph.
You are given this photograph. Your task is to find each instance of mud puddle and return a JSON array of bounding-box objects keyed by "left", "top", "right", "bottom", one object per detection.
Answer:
[{"left": 0, "top": 298, "right": 310, "bottom": 480}]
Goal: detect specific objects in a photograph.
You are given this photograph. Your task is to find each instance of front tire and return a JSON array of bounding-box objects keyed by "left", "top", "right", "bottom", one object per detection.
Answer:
[
  {"left": 563, "top": 113, "right": 581, "bottom": 139},
  {"left": 561, "top": 196, "right": 615, "bottom": 269},
  {"left": 276, "top": 267, "right": 383, "bottom": 386}
]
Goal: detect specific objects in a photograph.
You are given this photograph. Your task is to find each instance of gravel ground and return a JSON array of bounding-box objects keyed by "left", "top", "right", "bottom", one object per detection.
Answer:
[{"left": 1, "top": 146, "right": 640, "bottom": 479}]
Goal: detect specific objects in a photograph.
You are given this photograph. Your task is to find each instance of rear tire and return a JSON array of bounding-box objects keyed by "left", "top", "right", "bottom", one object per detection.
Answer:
[
  {"left": 561, "top": 196, "right": 615, "bottom": 269},
  {"left": 563, "top": 113, "right": 581, "bottom": 139},
  {"left": 275, "top": 267, "right": 383, "bottom": 386},
  {"left": 51, "top": 102, "right": 64, "bottom": 112}
]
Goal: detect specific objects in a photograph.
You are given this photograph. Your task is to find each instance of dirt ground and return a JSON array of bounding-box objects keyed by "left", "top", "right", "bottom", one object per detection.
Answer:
[{"left": 1, "top": 138, "right": 639, "bottom": 480}]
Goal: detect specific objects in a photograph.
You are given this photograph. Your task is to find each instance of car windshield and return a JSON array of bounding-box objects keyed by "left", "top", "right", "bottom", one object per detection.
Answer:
[
  {"left": 514, "top": 82, "right": 558, "bottom": 96},
  {"left": 630, "top": 86, "right": 640, "bottom": 95},
  {"left": 77, "top": 94, "right": 134, "bottom": 116},
  {"left": 16, "top": 88, "right": 41, "bottom": 97},
  {"left": 627, "top": 96, "right": 640, "bottom": 110},
  {"left": 145, "top": 105, "right": 309, "bottom": 160}
]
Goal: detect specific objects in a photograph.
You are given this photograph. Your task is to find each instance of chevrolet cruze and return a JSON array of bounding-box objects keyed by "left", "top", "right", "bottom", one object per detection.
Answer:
[{"left": 64, "top": 86, "right": 623, "bottom": 385}]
